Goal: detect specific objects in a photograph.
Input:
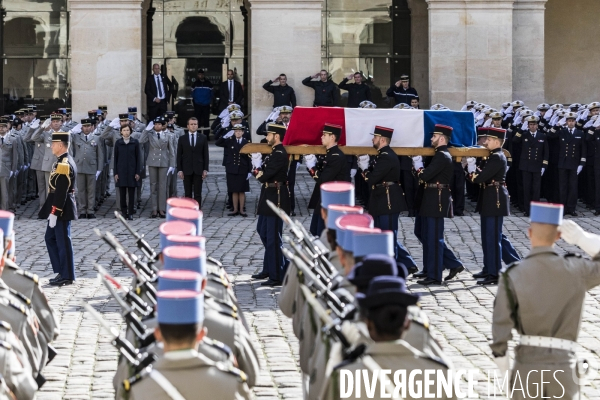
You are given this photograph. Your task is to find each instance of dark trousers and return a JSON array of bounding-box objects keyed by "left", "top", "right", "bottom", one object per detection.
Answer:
[
  {"left": 595, "top": 166, "right": 600, "bottom": 212},
  {"left": 422, "top": 216, "right": 448, "bottom": 282},
  {"left": 148, "top": 99, "right": 168, "bottom": 121},
  {"left": 193, "top": 104, "right": 211, "bottom": 131},
  {"left": 400, "top": 170, "right": 417, "bottom": 213},
  {"left": 521, "top": 170, "right": 542, "bottom": 213},
  {"left": 480, "top": 216, "right": 503, "bottom": 278},
  {"left": 585, "top": 165, "right": 595, "bottom": 207},
  {"left": 45, "top": 219, "right": 75, "bottom": 280},
  {"left": 287, "top": 160, "right": 298, "bottom": 212},
  {"left": 257, "top": 215, "right": 289, "bottom": 281},
  {"left": 451, "top": 165, "right": 465, "bottom": 213},
  {"left": 414, "top": 213, "right": 463, "bottom": 274},
  {"left": 309, "top": 205, "right": 326, "bottom": 237},
  {"left": 501, "top": 233, "right": 520, "bottom": 265},
  {"left": 355, "top": 172, "right": 369, "bottom": 206},
  {"left": 183, "top": 173, "right": 203, "bottom": 207},
  {"left": 119, "top": 186, "right": 136, "bottom": 216},
  {"left": 373, "top": 213, "right": 417, "bottom": 270},
  {"left": 559, "top": 168, "right": 578, "bottom": 212}
]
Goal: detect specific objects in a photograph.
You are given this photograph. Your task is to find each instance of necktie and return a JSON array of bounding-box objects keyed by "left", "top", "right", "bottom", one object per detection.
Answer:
[
  {"left": 191, "top": 133, "right": 195, "bottom": 147},
  {"left": 1, "top": 137, "right": 3, "bottom": 145},
  {"left": 238, "top": 139, "right": 241, "bottom": 144},
  {"left": 85, "top": 135, "right": 88, "bottom": 142},
  {"left": 570, "top": 129, "right": 573, "bottom": 135},
  {"left": 229, "top": 80, "right": 233, "bottom": 102},
  {"left": 156, "top": 75, "right": 163, "bottom": 98},
  {"left": 157, "top": 131, "right": 160, "bottom": 140}
]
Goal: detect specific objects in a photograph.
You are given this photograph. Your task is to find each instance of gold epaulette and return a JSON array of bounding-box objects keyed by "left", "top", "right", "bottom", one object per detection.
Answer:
[{"left": 55, "top": 159, "right": 70, "bottom": 175}]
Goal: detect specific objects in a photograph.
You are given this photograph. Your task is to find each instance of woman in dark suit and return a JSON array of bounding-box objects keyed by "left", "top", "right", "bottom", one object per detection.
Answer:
[
  {"left": 114, "top": 125, "right": 142, "bottom": 220},
  {"left": 216, "top": 124, "right": 251, "bottom": 216}
]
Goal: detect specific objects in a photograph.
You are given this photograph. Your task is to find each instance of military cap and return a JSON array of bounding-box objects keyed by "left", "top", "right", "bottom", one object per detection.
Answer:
[
  {"left": 326, "top": 204, "right": 363, "bottom": 230},
  {"left": 128, "top": 106, "right": 137, "bottom": 113},
  {"left": 232, "top": 124, "right": 245, "bottom": 130},
  {"left": 229, "top": 110, "right": 244, "bottom": 120},
  {"left": 501, "top": 102, "right": 511, "bottom": 108},
  {"left": 90, "top": 115, "right": 98, "bottom": 123},
  {"left": 167, "top": 208, "right": 202, "bottom": 234},
  {"left": 520, "top": 109, "right": 534, "bottom": 118},
  {"left": 474, "top": 103, "right": 486, "bottom": 112},
  {"left": 323, "top": 123, "right": 342, "bottom": 137},
  {"left": 29, "top": 105, "right": 38, "bottom": 111},
  {"left": 81, "top": 118, "right": 92, "bottom": 126},
  {"left": 347, "top": 254, "right": 402, "bottom": 290},
  {"left": 153, "top": 115, "right": 166, "bottom": 124},
  {"left": 321, "top": 181, "right": 354, "bottom": 208},
  {"left": 14, "top": 111, "right": 24, "bottom": 117},
  {"left": 343, "top": 226, "right": 381, "bottom": 254},
  {"left": 359, "top": 101, "right": 376, "bottom": 109},
  {"left": 157, "top": 290, "right": 204, "bottom": 325},
  {"left": 565, "top": 112, "right": 577, "bottom": 120},
  {"left": 119, "top": 113, "right": 129, "bottom": 121},
  {"left": 465, "top": 100, "right": 477, "bottom": 107},
  {"left": 165, "top": 111, "right": 175, "bottom": 118},
  {"left": 279, "top": 105, "right": 293, "bottom": 113},
  {"left": 551, "top": 104, "right": 563, "bottom": 110},
  {"left": 490, "top": 112, "right": 503, "bottom": 119},
  {"left": 164, "top": 234, "right": 206, "bottom": 250},
  {"left": 0, "top": 118, "right": 8, "bottom": 127},
  {"left": 525, "top": 115, "right": 540, "bottom": 123},
  {"left": 352, "top": 229, "right": 394, "bottom": 258},
  {"left": 166, "top": 197, "right": 199, "bottom": 213},
  {"left": 588, "top": 102, "right": 600, "bottom": 111},
  {"left": 12, "top": 118, "right": 22, "bottom": 126},
  {"left": 158, "top": 270, "right": 203, "bottom": 292},
  {"left": 371, "top": 125, "right": 394, "bottom": 139},
  {"left": 477, "top": 127, "right": 489, "bottom": 138},
  {"left": 96, "top": 109, "right": 103, "bottom": 116},
  {"left": 432, "top": 124, "right": 453, "bottom": 138},
  {"left": 197, "top": 68, "right": 206, "bottom": 73},
  {"left": 87, "top": 111, "right": 96, "bottom": 118},
  {"left": 51, "top": 132, "right": 70, "bottom": 143},
  {"left": 50, "top": 113, "right": 63, "bottom": 121},
  {"left": 393, "top": 103, "right": 411, "bottom": 110},
  {"left": 530, "top": 201, "right": 563, "bottom": 225},
  {"left": 537, "top": 103, "right": 551, "bottom": 111},
  {"left": 159, "top": 221, "right": 197, "bottom": 250},
  {"left": 486, "top": 127, "right": 507, "bottom": 141},
  {"left": 98, "top": 105, "right": 108, "bottom": 111},
  {"left": 400, "top": 74, "right": 410, "bottom": 81},
  {"left": 163, "top": 246, "right": 206, "bottom": 275},
  {"left": 0, "top": 211, "right": 14, "bottom": 237},
  {"left": 227, "top": 104, "right": 241, "bottom": 113},
  {"left": 266, "top": 124, "right": 286, "bottom": 139},
  {"left": 511, "top": 100, "right": 525, "bottom": 108},
  {"left": 335, "top": 213, "right": 374, "bottom": 251},
  {"left": 24, "top": 108, "right": 33, "bottom": 114},
  {"left": 569, "top": 103, "right": 581, "bottom": 111},
  {"left": 356, "top": 276, "right": 419, "bottom": 308}
]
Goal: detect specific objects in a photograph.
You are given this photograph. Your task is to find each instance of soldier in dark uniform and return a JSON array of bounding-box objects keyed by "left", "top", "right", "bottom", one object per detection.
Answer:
[
  {"left": 412, "top": 124, "right": 463, "bottom": 285},
  {"left": 385, "top": 74, "right": 418, "bottom": 106},
  {"left": 306, "top": 124, "right": 350, "bottom": 236},
  {"left": 39, "top": 131, "right": 77, "bottom": 286},
  {"left": 579, "top": 102, "right": 600, "bottom": 210},
  {"left": 363, "top": 126, "right": 418, "bottom": 274},
  {"left": 262, "top": 74, "right": 296, "bottom": 108},
  {"left": 252, "top": 124, "right": 290, "bottom": 286},
  {"left": 338, "top": 72, "right": 372, "bottom": 108},
  {"left": 511, "top": 115, "right": 549, "bottom": 216},
  {"left": 547, "top": 112, "right": 586, "bottom": 216},
  {"left": 466, "top": 127, "right": 518, "bottom": 285},
  {"left": 586, "top": 109, "right": 600, "bottom": 215}
]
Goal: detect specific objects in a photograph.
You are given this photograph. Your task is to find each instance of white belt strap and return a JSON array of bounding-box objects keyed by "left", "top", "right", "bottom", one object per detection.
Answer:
[
  {"left": 520, "top": 335, "right": 578, "bottom": 352},
  {"left": 149, "top": 370, "right": 187, "bottom": 400}
]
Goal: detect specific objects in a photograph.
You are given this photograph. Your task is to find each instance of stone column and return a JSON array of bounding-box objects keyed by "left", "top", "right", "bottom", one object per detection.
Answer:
[
  {"left": 248, "top": 0, "right": 322, "bottom": 138},
  {"left": 426, "top": 0, "right": 514, "bottom": 109},
  {"left": 512, "top": 0, "right": 546, "bottom": 104},
  {"left": 407, "top": 0, "right": 429, "bottom": 108},
  {"left": 69, "top": 0, "right": 144, "bottom": 121}
]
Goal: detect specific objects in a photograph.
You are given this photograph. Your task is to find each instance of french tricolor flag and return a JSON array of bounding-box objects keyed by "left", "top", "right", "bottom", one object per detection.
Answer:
[{"left": 283, "top": 107, "right": 477, "bottom": 147}]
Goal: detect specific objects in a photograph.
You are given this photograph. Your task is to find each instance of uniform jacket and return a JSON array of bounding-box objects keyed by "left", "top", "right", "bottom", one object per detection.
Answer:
[
  {"left": 0, "top": 134, "right": 19, "bottom": 177},
  {"left": 29, "top": 129, "right": 55, "bottom": 172},
  {"left": 385, "top": 85, "right": 418, "bottom": 105},
  {"left": 24, "top": 127, "right": 44, "bottom": 171},
  {"left": 416, "top": 145, "right": 453, "bottom": 218},
  {"left": 72, "top": 132, "right": 104, "bottom": 175},
  {"left": 363, "top": 145, "right": 407, "bottom": 216},
  {"left": 512, "top": 130, "right": 549, "bottom": 172},
  {"left": 469, "top": 148, "right": 510, "bottom": 217},
  {"left": 39, "top": 153, "right": 77, "bottom": 220},
  {"left": 301, "top": 77, "right": 339, "bottom": 107},
  {"left": 338, "top": 79, "right": 372, "bottom": 108},
  {"left": 256, "top": 144, "right": 291, "bottom": 216},
  {"left": 547, "top": 127, "right": 586, "bottom": 170},
  {"left": 114, "top": 138, "right": 142, "bottom": 187},
  {"left": 308, "top": 145, "right": 351, "bottom": 209},
  {"left": 215, "top": 136, "right": 251, "bottom": 175},
  {"left": 586, "top": 127, "right": 600, "bottom": 166},
  {"left": 262, "top": 81, "right": 297, "bottom": 108},
  {"left": 138, "top": 129, "right": 175, "bottom": 168},
  {"left": 192, "top": 79, "right": 214, "bottom": 106},
  {"left": 177, "top": 131, "right": 209, "bottom": 175}
]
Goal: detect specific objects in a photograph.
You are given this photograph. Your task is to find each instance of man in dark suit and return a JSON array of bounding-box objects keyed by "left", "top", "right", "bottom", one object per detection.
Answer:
[
  {"left": 177, "top": 117, "right": 209, "bottom": 206},
  {"left": 144, "top": 63, "right": 172, "bottom": 121},
  {"left": 217, "top": 69, "right": 244, "bottom": 113}
]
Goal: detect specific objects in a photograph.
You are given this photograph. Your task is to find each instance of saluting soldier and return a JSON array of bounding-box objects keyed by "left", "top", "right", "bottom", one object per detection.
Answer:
[
  {"left": 39, "top": 131, "right": 77, "bottom": 286},
  {"left": 252, "top": 124, "right": 290, "bottom": 286},
  {"left": 362, "top": 125, "right": 418, "bottom": 274},
  {"left": 466, "top": 127, "right": 519, "bottom": 285},
  {"left": 305, "top": 123, "right": 351, "bottom": 236},
  {"left": 547, "top": 112, "right": 586, "bottom": 216},
  {"left": 586, "top": 105, "right": 600, "bottom": 216},
  {"left": 511, "top": 115, "right": 548, "bottom": 216},
  {"left": 71, "top": 119, "right": 104, "bottom": 219},
  {"left": 412, "top": 124, "right": 463, "bottom": 285},
  {"left": 492, "top": 203, "right": 600, "bottom": 400},
  {"left": 0, "top": 119, "right": 19, "bottom": 211},
  {"left": 338, "top": 72, "right": 372, "bottom": 108}
]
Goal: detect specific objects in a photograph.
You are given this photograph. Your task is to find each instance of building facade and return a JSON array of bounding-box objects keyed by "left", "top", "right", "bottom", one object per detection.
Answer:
[{"left": 1, "top": 0, "right": 598, "bottom": 134}]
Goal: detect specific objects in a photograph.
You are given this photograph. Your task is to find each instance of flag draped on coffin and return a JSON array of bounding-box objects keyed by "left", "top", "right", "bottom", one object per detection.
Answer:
[{"left": 282, "top": 107, "right": 477, "bottom": 148}]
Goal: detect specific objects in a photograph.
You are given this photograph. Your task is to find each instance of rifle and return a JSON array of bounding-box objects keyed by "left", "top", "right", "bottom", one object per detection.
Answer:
[
  {"left": 82, "top": 303, "right": 156, "bottom": 373},
  {"left": 114, "top": 211, "right": 159, "bottom": 262},
  {"left": 95, "top": 264, "right": 153, "bottom": 317}
]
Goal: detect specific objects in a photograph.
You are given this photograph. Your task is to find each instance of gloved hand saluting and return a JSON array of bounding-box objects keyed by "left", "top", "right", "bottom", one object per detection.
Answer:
[{"left": 559, "top": 219, "right": 600, "bottom": 258}]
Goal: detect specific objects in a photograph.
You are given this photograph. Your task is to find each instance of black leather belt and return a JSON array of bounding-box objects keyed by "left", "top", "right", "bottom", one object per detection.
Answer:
[
  {"left": 486, "top": 181, "right": 506, "bottom": 187},
  {"left": 371, "top": 181, "right": 397, "bottom": 190},
  {"left": 425, "top": 183, "right": 449, "bottom": 188},
  {"left": 264, "top": 182, "right": 287, "bottom": 188}
]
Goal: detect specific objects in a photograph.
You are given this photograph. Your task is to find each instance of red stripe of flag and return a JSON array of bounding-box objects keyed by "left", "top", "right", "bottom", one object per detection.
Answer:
[{"left": 282, "top": 107, "right": 346, "bottom": 146}]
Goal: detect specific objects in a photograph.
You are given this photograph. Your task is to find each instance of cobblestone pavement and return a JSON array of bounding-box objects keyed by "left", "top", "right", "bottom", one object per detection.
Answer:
[{"left": 10, "top": 144, "right": 600, "bottom": 399}]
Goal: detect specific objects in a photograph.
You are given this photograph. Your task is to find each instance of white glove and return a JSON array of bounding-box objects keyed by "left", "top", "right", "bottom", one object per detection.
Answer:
[
  {"left": 557, "top": 117, "right": 567, "bottom": 126},
  {"left": 96, "top": 171, "right": 101, "bottom": 180},
  {"left": 350, "top": 169, "right": 357, "bottom": 178},
  {"left": 476, "top": 112, "right": 485, "bottom": 121},
  {"left": 494, "top": 356, "right": 509, "bottom": 378},
  {"left": 109, "top": 117, "right": 120, "bottom": 129},
  {"left": 48, "top": 214, "right": 57, "bottom": 228},
  {"left": 304, "top": 154, "right": 317, "bottom": 169},
  {"left": 559, "top": 220, "right": 600, "bottom": 258},
  {"left": 167, "top": 167, "right": 175, "bottom": 175},
  {"left": 71, "top": 123, "right": 82, "bottom": 134},
  {"left": 145, "top": 121, "right": 154, "bottom": 131},
  {"left": 580, "top": 109, "right": 590, "bottom": 121},
  {"left": 505, "top": 166, "right": 509, "bottom": 174},
  {"left": 357, "top": 155, "right": 370, "bottom": 170},
  {"left": 483, "top": 118, "right": 492, "bottom": 127},
  {"left": 247, "top": 172, "right": 252, "bottom": 180},
  {"left": 412, "top": 156, "right": 424, "bottom": 170},
  {"left": 251, "top": 153, "right": 262, "bottom": 169},
  {"left": 549, "top": 115, "right": 559, "bottom": 126},
  {"left": 544, "top": 109, "right": 553, "bottom": 120},
  {"left": 577, "top": 165, "right": 583, "bottom": 175},
  {"left": 30, "top": 120, "right": 40, "bottom": 129},
  {"left": 8, "top": 171, "right": 13, "bottom": 178},
  {"left": 42, "top": 118, "right": 51, "bottom": 129},
  {"left": 505, "top": 105, "right": 514, "bottom": 115},
  {"left": 466, "top": 157, "right": 477, "bottom": 173},
  {"left": 541, "top": 167, "right": 545, "bottom": 176},
  {"left": 513, "top": 114, "right": 523, "bottom": 125},
  {"left": 223, "top": 130, "right": 234, "bottom": 139},
  {"left": 594, "top": 117, "right": 600, "bottom": 128},
  {"left": 521, "top": 121, "right": 528, "bottom": 131},
  {"left": 584, "top": 117, "right": 596, "bottom": 129}
]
